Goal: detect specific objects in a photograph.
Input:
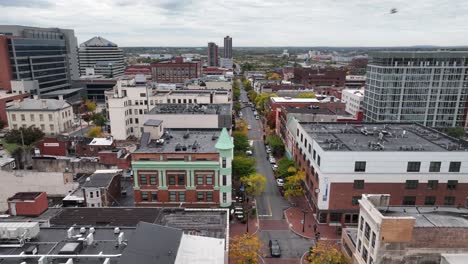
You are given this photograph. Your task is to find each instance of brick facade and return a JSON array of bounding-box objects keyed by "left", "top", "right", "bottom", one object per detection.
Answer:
[
  {"left": 7, "top": 192, "right": 48, "bottom": 216},
  {"left": 151, "top": 58, "right": 201, "bottom": 83},
  {"left": 292, "top": 67, "right": 346, "bottom": 87}
]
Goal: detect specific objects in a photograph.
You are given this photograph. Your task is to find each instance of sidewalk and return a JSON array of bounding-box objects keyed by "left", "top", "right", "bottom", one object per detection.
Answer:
[
  {"left": 230, "top": 212, "right": 260, "bottom": 238},
  {"left": 284, "top": 196, "right": 340, "bottom": 241}
]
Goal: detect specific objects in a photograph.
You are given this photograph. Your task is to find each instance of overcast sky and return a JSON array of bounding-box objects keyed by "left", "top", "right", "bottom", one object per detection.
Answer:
[{"left": 1, "top": 0, "right": 468, "bottom": 47}]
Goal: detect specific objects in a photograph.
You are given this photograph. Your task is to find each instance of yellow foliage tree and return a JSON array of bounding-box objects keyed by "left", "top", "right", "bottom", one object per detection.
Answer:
[
  {"left": 267, "top": 72, "right": 281, "bottom": 80},
  {"left": 240, "top": 173, "right": 266, "bottom": 197},
  {"left": 87, "top": 126, "right": 102, "bottom": 138},
  {"left": 306, "top": 241, "right": 347, "bottom": 264},
  {"left": 298, "top": 93, "right": 316, "bottom": 99},
  {"left": 229, "top": 233, "right": 265, "bottom": 264},
  {"left": 235, "top": 119, "right": 248, "bottom": 135},
  {"left": 85, "top": 100, "right": 97, "bottom": 113},
  {"left": 284, "top": 171, "right": 305, "bottom": 198}
]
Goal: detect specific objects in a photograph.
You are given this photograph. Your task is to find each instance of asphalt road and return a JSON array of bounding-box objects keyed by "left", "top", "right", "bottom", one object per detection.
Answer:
[
  {"left": 259, "top": 230, "right": 312, "bottom": 259},
  {"left": 239, "top": 87, "right": 289, "bottom": 220}
]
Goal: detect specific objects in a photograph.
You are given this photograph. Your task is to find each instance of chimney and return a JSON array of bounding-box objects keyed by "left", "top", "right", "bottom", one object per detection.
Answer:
[{"left": 41, "top": 100, "right": 47, "bottom": 109}]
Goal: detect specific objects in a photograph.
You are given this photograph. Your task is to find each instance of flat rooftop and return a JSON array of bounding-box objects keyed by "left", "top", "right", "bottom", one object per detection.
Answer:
[
  {"left": 0, "top": 227, "right": 135, "bottom": 264},
  {"left": 148, "top": 103, "right": 231, "bottom": 115},
  {"left": 284, "top": 106, "right": 336, "bottom": 115},
  {"left": 50, "top": 207, "right": 227, "bottom": 239},
  {"left": 378, "top": 206, "right": 468, "bottom": 228},
  {"left": 154, "top": 89, "right": 229, "bottom": 95},
  {"left": 271, "top": 96, "right": 338, "bottom": 104},
  {"left": 136, "top": 129, "right": 222, "bottom": 154},
  {"left": 301, "top": 122, "right": 468, "bottom": 152},
  {"left": 8, "top": 192, "right": 43, "bottom": 201}
]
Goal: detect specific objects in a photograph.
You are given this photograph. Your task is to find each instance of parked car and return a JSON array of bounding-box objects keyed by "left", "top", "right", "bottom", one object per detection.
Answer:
[
  {"left": 269, "top": 240, "right": 281, "bottom": 257},
  {"left": 269, "top": 157, "right": 276, "bottom": 164},
  {"left": 276, "top": 178, "right": 284, "bottom": 186},
  {"left": 246, "top": 150, "right": 253, "bottom": 156},
  {"left": 247, "top": 125, "right": 252, "bottom": 130},
  {"left": 272, "top": 164, "right": 278, "bottom": 171},
  {"left": 255, "top": 115, "right": 259, "bottom": 120}
]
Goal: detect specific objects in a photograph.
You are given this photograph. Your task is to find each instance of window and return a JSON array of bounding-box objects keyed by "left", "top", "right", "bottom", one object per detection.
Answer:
[
  {"left": 222, "top": 157, "right": 226, "bottom": 168},
  {"left": 50, "top": 124, "right": 54, "bottom": 131},
  {"left": 150, "top": 175, "right": 157, "bottom": 185},
  {"left": 402, "top": 196, "right": 416, "bottom": 205},
  {"left": 362, "top": 248, "right": 368, "bottom": 262},
  {"left": 359, "top": 217, "right": 364, "bottom": 231},
  {"left": 407, "top": 162, "right": 421, "bottom": 172},
  {"left": 405, "top": 180, "right": 419, "bottom": 189},
  {"left": 357, "top": 239, "right": 362, "bottom": 252},
  {"left": 206, "top": 192, "right": 213, "bottom": 202},
  {"left": 21, "top": 114, "right": 25, "bottom": 121},
  {"left": 151, "top": 192, "right": 158, "bottom": 201},
  {"left": 449, "top": 162, "right": 461, "bottom": 172},
  {"left": 40, "top": 124, "right": 45, "bottom": 130},
  {"left": 317, "top": 155, "right": 321, "bottom": 166},
  {"left": 444, "top": 196, "right": 455, "bottom": 206},
  {"left": 364, "top": 223, "right": 370, "bottom": 240},
  {"left": 352, "top": 196, "right": 361, "bottom": 206},
  {"left": 48, "top": 114, "right": 52, "bottom": 121},
  {"left": 89, "top": 192, "right": 93, "bottom": 198},
  {"left": 179, "top": 191, "right": 185, "bottom": 202},
  {"left": 425, "top": 196, "right": 436, "bottom": 205},
  {"left": 447, "top": 180, "right": 458, "bottom": 190},
  {"left": 427, "top": 180, "right": 438, "bottom": 190},
  {"left": 141, "top": 191, "right": 148, "bottom": 201},
  {"left": 354, "top": 161, "right": 366, "bottom": 172},
  {"left": 96, "top": 191, "right": 99, "bottom": 197},
  {"left": 371, "top": 232, "right": 376, "bottom": 248},
  {"left": 11, "top": 114, "right": 16, "bottom": 121},
  {"left": 169, "top": 192, "right": 176, "bottom": 202},
  {"left": 177, "top": 174, "right": 185, "bottom": 185},
  {"left": 197, "top": 192, "right": 204, "bottom": 202},
  {"left": 168, "top": 175, "right": 176, "bottom": 185},
  {"left": 313, "top": 149, "right": 316, "bottom": 160},
  {"left": 140, "top": 93, "right": 146, "bottom": 97},
  {"left": 135, "top": 118, "right": 139, "bottom": 124},
  {"left": 222, "top": 175, "right": 227, "bottom": 185},
  {"left": 222, "top": 193, "right": 227, "bottom": 203},
  {"left": 196, "top": 175, "right": 204, "bottom": 185},
  {"left": 206, "top": 175, "right": 213, "bottom": 185},
  {"left": 39, "top": 114, "right": 43, "bottom": 121},
  {"left": 139, "top": 175, "right": 147, "bottom": 185},
  {"left": 429, "top": 161, "right": 441, "bottom": 172},
  {"left": 354, "top": 180, "right": 364, "bottom": 189},
  {"left": 30, "top": 114, "right": 34, "bottom": 121},
  {"left": 296, "top": 128, "right": 299, "bottom": 136}
]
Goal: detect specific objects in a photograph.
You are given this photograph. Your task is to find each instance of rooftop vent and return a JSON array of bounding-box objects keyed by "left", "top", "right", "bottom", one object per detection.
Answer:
[
  {"left": 183, "top": 130, "right": 190, "bottom": 139},
  {"left": 212, "top": 134, "right": 219, "bottom": 141}
]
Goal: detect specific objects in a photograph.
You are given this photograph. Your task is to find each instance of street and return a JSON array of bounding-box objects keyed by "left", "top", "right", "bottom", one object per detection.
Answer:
[{"left": 238, "top": 85, "right": 313, "bottom": 261}]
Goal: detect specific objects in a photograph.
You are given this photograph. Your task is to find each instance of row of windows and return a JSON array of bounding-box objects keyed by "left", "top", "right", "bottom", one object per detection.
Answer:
[
  {"left": 402, "top": 195, "right": 456, "bottom": 206},
  {"left": 140, "top": 191, "right": 214, "bottom": 202},
  {"left": 353, "top": 179, "right": 459, "bottom": 190},
  {"left": 139, "top": 174, "right": 227, "bottom": 186},
  {"left": 357, "top": 216, "right": 376, "bottom": 264},
  {"left": 354, "top": 161, "right": 461, "bottom": 173}
]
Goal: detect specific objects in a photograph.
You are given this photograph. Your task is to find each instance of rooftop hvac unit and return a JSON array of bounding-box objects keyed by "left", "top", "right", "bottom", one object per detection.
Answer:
[
  {"left": 0, "top": 222, "right": 40, "bottom": 240},
  {"left": 103, "top": 258, "right": 111, "bottom": 264}
]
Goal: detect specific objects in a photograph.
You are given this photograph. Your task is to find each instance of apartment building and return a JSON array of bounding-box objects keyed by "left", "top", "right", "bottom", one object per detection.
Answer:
[
  {"left": 341, "top": 88, "right": 364, "bottom": 117},
  {"left": 151, "top": 57, "right": 201, "bottom": 83},
  {"left": 106, "top": 76, "right": 231, "bottom": 140},
  {"left": 207, "top": 42, "right": 219, "bottom": 67},
  {"left": 82, "top": 169, "right": 122, "bottom": 207},
  {"left": 342, "top": 194, "right": 468, "bottom": 264},
  {"left": 132, "top": 126, "right": 233, "bottom": 208},
  {"left": 6, "top": 99, "right": 74, "bottom": 135},
  {"left": 363, "top": 51, "right": 468, "bottom": 128},
  {"left": 288, "top": 121, "right": 468, "bottom": 225},
  {"left": 292, "top": 66, "right": 346, "bottom": 87}
]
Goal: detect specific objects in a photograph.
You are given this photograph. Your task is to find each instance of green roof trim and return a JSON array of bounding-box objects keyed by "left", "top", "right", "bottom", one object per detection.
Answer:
[{"left": 215, "top": 128, "right": 234, "bottom": 150}]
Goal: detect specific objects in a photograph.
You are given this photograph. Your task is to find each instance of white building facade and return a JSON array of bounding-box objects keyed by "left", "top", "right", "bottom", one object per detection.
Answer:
[
  {"left": 341, "top": 88, "right": 364, "bottom": 117},
  {"left": 6, "top": 99, "right": 74, "bottom": 135}
]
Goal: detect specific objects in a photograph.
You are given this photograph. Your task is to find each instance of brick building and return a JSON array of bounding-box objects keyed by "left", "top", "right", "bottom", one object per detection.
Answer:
[
  {"left": 36, "top": 137, "right": 68, "bottom": 156},
  {"left": 76, "top": 136, "right": 115, "bottom": 157},
  {"left": 7, "top": 192, "right": 48, "bottom": 216},
  {"left": 288, "top": 121, "right": 468, "bottom": 225},
  {"left": 124, "top": 64, "right": 152, "bottom": 76},
  {"left": 132, "top": 125, "right": 233, "bottom": 208},
  {"left": 82, "top": 169, "right": 122, "bottom": 207},
  {"left": 292, "top": 67, "right": 346, "bottom": 87},
  {"left": 151, "top": 57, "right": 201, "bottom": 83},
  {"left": 342, "top": 194, "right": 468, "bottom": 264},
  {"left": 98, "top": 148, "right": 131, "bottom": 171}
]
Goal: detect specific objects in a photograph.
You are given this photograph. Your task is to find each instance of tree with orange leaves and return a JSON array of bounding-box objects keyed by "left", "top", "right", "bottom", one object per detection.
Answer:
[
  {"left": 229, "top": 233, "right": 266, "bottom": 264},
  {"left": 306, "top": 241, "right": 347, "bottom": 264}
]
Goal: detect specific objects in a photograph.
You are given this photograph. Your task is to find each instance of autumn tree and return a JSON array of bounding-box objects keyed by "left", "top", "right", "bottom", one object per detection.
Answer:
[
  {"left": 241, "top": 173, "right": 267, "bottom": 197},
  {"left": 277, "top": 157, "right": 297, "bottom": 178},
  {"left": 248, "top": 90, "right": 258, "bottom": 102},
  {"left": 87, "top": 126, "right": 102, "bottom": 138},
  {"left": 298, "top": 93, "right": 316, "bottom": 99},
  {"left": 230, "top": 233, "right": 265, "bottom": 264},
  {"left": 267, "top": 72, "right": 281, "bottom": 80},
  {"left": 306, "top": 241, "right": 346, "bottom": 264},
  {"left": 235, "top": 119, "right": 248, "bottom": 134},
  {"left": 266, "top": 111, "right": 276, "bottom": 129},
  {"left": 284, "top": 171, "right": 305, "bottom": 198},
  {"left": 85, "top": 100, "right": 97, "bottom": 113}
]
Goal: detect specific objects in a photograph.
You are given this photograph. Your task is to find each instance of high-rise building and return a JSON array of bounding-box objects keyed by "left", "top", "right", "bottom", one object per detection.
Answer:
[
  {"left": 363, "top": 51, "right": 468, "bottom": 128},
  {"left": 78, "top": 36, "right": 125, "bottom": 78},
  {"left": 0, "top": 25, "right": 79, "bottom": 81},
  {"left": 207, "top": 42, "right": 218, "bottom": 67},
  {"left": 223, "top": 36, "right": 232, "bottom": 59}
]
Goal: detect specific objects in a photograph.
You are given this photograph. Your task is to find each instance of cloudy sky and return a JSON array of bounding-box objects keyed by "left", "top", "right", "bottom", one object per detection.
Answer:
[{"left": 1, "top": 0, "right": 468, "bottom": 47}]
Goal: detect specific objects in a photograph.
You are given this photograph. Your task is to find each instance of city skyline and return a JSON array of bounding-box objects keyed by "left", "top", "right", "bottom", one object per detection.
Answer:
[{"left": 1, "top": 0, "right": 468, "bottom": 47}]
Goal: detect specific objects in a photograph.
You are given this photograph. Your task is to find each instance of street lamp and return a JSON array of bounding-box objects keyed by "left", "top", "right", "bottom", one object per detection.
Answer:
[{"left": 302, "top": 209, "right": 308, "bottom": 233}]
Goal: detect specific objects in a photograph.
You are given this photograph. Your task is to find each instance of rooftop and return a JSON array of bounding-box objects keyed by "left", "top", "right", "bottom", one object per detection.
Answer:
[
  {"left": 6, "top": 98, "right": 70, "bottom": 111},
  {"left": 137, "top": 129, "right": 225, "bottom": 154},
  {"left": 80, "top": 36, "right": 117, "bottom": 47},
  {"left": 49, "top": 207, "right": 228, "bottom": 239},
  {"left": 283, "top": 106, "right": 336, "bottom": 115},
  {"left": 7, "top": 192, "right": 43, "bottom": 201},
  {"left": 378, "top": 206, "right": 468, "bottom": 228},
  {"left": 89, "top": 137, "right": 114, "bottom": 146},
  {"left": 82, "top": 170, "right": 122, "bottom": 188},
  {"left": 271, "top": 96, "right": 338, "bottom": 104},
  {"left": 143, "top": 119, "right": 163, "bottom": 127},
  {"left": 300, "top": 122, "right": 468, "bottom": 152},
  {"left": 148, "top": 103, "right": 231, "bottom": 115}
]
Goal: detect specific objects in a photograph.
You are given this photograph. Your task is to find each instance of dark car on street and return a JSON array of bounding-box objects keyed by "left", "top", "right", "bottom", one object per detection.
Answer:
[{"left": 269, "top": 239, "right": 281, "bottom": 257}]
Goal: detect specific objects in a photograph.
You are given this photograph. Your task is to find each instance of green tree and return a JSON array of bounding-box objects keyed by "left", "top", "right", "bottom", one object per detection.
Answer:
[
  {"left": 298, "top": 93, "right": 316, "bottom": 99},
  {"left": 91, "top": 112, "right": 107, "bottom": 127},
  {"left": 254, "top": 93, "right": 278, "bottom": 113},
  {"left": 242, "top": 79, "right": 252, "bottom": 90},
  {"left": 284, "top": 171, "right": 305, "bottom": 198},
  {"left": 232, "top": 155, "right": 256, "bottom": 179},
  {"left": 277, "top": 157, "right": 297, "bottom": 178},
  {"left": 5, "top": 126, "right": 44, "bottom": 146},
  {"left": 234, "top": 101, "right": 242, "bottom": 113},
  {"left": 241, "top": 173, "right": 267, "bottom": 197},
  {"left": 266, "top": 135, "right": 285, "bottom": 156},
  {"left": 447, "top": 127, "right": 465, "bottom": 139},
  {"left": 248, "top": 90, "right": 258, "bottom": 102},
  {"left": 234, "top": 132, "right": 250, "bottom": 153}
]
